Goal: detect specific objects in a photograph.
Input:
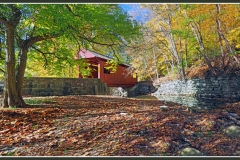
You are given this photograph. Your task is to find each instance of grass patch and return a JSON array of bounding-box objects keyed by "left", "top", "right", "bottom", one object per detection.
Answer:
[
  {"left": 3, "top": 151, "right": 15, "bottom": 156},
  {"left": 24, "top": 97, "right": 56, "bottom": 105},
  {"left": 0, "top": 106, "right": 17, "bottom": 110}
]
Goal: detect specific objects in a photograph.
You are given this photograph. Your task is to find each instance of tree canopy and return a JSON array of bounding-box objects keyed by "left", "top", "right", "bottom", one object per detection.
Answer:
[
  {"left": 2, "top": 3, "right": 239, "bottom": 107},
  {"left": 127, "top": 4, "right": 240, "bottom": 82},
  {"left": 0, "top": 4, "right": 141, "bottom": 108}
]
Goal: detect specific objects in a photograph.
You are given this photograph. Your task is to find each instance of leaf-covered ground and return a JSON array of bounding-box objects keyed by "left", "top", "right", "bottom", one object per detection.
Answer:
[{"left": 0, "top": 95, "right": 240, "bottom": 156}]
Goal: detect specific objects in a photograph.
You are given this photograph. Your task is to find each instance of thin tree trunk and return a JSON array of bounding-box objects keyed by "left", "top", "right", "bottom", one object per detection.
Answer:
[
  {"left": 185, "top": 41, "right": 188, "bottom": 68},
  {"left": 215, "top": 4, "right": 239, "bottom": 68},
  {"left": 183, "top": 9, "right": 216, "bottom": 75},
  {"left": 216, "top": 4, "right": 226, "bottom": 72},
  {"left": 152, "top": 47, "right": 159, "bottom": 82},
  {"left": 164, "top": 4, "right": 185, "bottom": 80},
  {"left": 168, "top": 28, "right": 185, "bottom": 80},
  {"left": 162, "top": 54, "right": 170, "bottom": 76},
  {"left": 3, "top": 82, "right": 8, "bottom": 108},
  {"left": 179, "top": 37, "right": 186, "bottom": 80}
]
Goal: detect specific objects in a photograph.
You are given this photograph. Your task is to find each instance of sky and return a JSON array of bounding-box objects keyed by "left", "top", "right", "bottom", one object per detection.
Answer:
[{"left": 119, "top": 4, "right": 152, "bottom": 24}]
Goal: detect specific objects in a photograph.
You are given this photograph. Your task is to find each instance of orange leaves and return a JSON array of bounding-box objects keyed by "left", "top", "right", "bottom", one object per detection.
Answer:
[
  {"left": 1, "top": 137, "right": 13, "bottom": 146},
  {"left": 0, "top": 95, "right": 240, "bottom": 156}
]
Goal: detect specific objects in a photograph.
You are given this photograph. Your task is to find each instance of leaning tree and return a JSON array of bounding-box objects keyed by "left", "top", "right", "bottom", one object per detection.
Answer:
[{"left": 0, "top": 4, "right": 141, "bottom": 108}]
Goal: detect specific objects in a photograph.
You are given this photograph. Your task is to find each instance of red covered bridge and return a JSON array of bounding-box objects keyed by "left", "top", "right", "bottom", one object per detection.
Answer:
[{"left": 76, "top": 49, "right": 137, "bottom": 88}]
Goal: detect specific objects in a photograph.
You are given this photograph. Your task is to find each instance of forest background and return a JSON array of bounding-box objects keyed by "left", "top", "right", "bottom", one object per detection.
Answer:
[
  {"left": 20, "top": 4, "right": 240, "bottom": 83},
  {"left": 0, "top": 4, "right": 240, "bottom": 107}
]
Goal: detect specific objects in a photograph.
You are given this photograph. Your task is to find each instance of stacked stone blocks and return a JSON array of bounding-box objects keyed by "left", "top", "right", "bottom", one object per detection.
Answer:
[
  {"left": 22, "top": 77, "right": 110, "bottom": 96},
  {"left": 154, "top": 76, "right": 240, "bottom": 100}
]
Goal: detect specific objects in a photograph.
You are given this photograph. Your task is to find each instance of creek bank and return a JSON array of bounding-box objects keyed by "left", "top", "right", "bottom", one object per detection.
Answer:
[
  {"left": 154, "top": 76, "right": 240, "bottom": 99},
  {"left": 153, "top": 75, "right": 240, "bottom": 109}
]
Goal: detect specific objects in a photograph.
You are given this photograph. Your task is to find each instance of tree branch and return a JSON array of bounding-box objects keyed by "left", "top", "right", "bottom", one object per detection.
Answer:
[
  {"left": 68, "top": 24, "right": 120, "bottom": 47},
  {"left": 31, "top": 46, "right": 49, "bottom": 68},
  {"left": 69, "top": 30, "right": 81, "bottom": 51},
  {"left": 0, "top": 17, "right": 10, "bottom": 28},
  {"left": 78, "top": 35, "right": 118, "bottom": 47},
  {"left": 31, "top": 45, "right": 73, "bottom": 67},
  {"left": 25, "top": 34, "right": 56, "bottom": 47},
  {"left": 0, "top": 67, "right": 5, "bottom": 73},
  {"left": 64, "top": 4, "right": 82, "bottom": 18}
]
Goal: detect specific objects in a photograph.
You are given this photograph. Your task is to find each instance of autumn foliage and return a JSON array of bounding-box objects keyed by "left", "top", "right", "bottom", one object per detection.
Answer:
[
  {"left": 0, "top": 95, "right": 240, "bottom": 156},
  {"left": 127, "top": 4, "right": 240, "bottom": 81}
]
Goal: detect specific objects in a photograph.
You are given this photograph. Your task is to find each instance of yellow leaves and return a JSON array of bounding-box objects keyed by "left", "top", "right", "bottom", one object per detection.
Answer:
[
  {"left": 227, "top": 27, "right": 240, "bottom": 49},
  {"left": 135, "top": 4, "right": 240, "bottom": 79},
  {"left": 236, "top": 44, "right": 240, "bottom": 49}
]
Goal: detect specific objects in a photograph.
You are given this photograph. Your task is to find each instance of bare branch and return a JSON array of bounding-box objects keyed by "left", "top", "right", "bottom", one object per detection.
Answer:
[
  {"left": 69, "top": 30, "right": 81, "bottom": 51},
  {"left": 31, "top": 46, "right": 49, "bottom": 67},
  {"left": 77, "top": 35, "right": 118, "bottom": 47},
  {"left": 31, "top": 45, "right": 73, "bottom": 67}
]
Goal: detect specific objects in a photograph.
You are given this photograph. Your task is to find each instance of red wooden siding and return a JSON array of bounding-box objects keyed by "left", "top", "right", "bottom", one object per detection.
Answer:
[
  {"left": 77, "top": 49, "right": 137, "bottom": 88},
  {"left": 101, "top": 64, "right": 137, "bottom": 87}
]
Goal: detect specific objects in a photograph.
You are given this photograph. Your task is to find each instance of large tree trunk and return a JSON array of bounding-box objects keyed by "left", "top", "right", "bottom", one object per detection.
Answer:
[
  {"left": 4, "top": 27, "right": 23, "bottom": 108},
  {"left": 14, "top": 35, "right": 55, "bottom": 107},
  {"left": 1, "top": 4, "right": 24, "bottom": 108},
  {"left": 15, "top": 45, "right": 28, "bottom": 106}
]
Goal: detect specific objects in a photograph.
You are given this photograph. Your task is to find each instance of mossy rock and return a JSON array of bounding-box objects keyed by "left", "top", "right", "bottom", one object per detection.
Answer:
[
  {"left": 180, "top": 148, "right": 203, "bottom": 156},
  {"left": 225, "top": 126, "right": 240, "bottom": 138}
]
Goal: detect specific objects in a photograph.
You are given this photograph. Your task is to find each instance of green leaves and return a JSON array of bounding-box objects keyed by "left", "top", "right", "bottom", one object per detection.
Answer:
[
  {"left": 171, "top": 29, "right": 191, "bottom": 39},
  {"left": 105, "top": 60, "right": 119, "bottom": 73},
  {"left": 7, "top": 4, "right": 141, "bottom": 77}
]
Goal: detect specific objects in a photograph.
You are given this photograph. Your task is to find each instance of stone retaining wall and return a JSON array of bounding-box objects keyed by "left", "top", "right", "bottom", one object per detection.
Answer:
[
  {"left": 1, "top": 78, "right": 156, "bottom": 98},
  {"left": 22, "top": 77, "right": 110, "bottom": 96},
  {"left": 153, "top": 76, "right": 240, "bottom": 100}
]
